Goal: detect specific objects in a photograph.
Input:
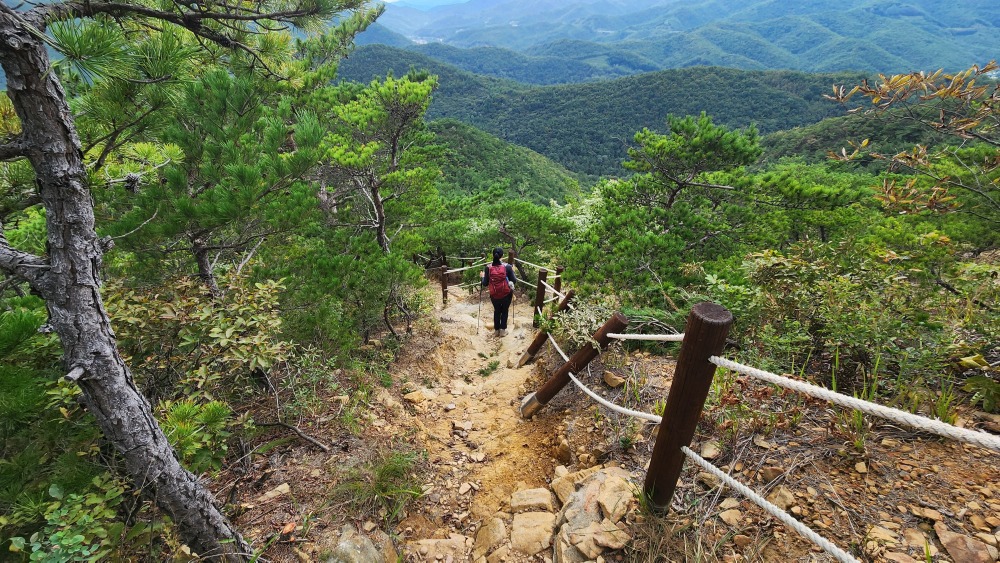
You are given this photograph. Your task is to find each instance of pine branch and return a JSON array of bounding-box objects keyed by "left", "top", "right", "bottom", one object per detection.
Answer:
[
  {"left": 0, "top": 227, "right": 50, "bottom": 294},
  {"left": 0, "top": 136, "right": 28, "bottom": 161}
]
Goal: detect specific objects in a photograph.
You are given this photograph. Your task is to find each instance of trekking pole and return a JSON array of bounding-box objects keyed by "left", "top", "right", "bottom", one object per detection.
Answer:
[{"left": 477, "top": 284, "right": 483, "bottom": 334}]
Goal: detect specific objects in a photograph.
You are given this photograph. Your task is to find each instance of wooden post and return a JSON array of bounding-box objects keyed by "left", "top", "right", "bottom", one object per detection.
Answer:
[
  {"left": 643, "top": 302, "right": 733, "bottom": 511},
  {"left": 533, "top": 268, "right": 548, "bottom": 328},
  {"left": 520, "top": 311, "right": 628, "bottom": 418},
  {"left": 508, "top": 250, "right": 515, "bottom": 265},
  {"left": 517, "top": 290, "right": 575, "bottom": 368},
  {"left": 440, "top": 265, "right": 449, "bottom": 305},
  {"left": 553, "top": 266, "right": 564, "bottom": 296}
]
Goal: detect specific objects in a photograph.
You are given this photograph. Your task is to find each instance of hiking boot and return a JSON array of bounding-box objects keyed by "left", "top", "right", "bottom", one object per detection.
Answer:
[
  {"left": 499, "top": 329, "right": 508, "bottom": 337},
  {"left": 494, "top": 329, "right": 501, "bottom": 337}
]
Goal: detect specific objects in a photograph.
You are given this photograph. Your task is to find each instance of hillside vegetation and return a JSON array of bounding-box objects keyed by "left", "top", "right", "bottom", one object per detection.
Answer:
[
  {"left": 370, "top": 0, "right": 1000, "bottom": 77},
  {"left": 338, "top": 45, "right": 863, "bottom": 176},
  {"left": 431, "top": 119, "right": 582, "bottom": 203}
]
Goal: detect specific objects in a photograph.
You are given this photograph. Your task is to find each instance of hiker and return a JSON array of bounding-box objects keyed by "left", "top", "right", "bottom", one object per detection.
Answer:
[{"left": 482, "top": 247, "right": 516, "bottom": 337}]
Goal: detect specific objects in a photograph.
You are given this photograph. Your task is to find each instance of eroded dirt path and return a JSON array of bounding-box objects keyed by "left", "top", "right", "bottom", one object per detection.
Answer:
[{"left": 393, "top": 290, "right": 559, "bottom": 540}]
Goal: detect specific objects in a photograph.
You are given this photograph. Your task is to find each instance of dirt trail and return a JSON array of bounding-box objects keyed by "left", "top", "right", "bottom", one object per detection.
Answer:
[{"left": 394, "top": 290, "right": 559, "bottom": 538}]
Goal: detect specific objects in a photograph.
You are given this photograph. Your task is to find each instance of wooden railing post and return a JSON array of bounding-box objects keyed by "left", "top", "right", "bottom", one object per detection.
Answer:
[
  {"left": 440, "top": 265, "right": 449, "bottom": 305},
  {"left": 553, "top": 266, "right": 564, "bottom": 296},
  {"left": 508, "top": 250, "right": 515, "bottom": 266},
  {"left": 521, "top": 312, "right": 628, "bottom": 418},
  {"left": 533, "top": 268, "right": 548, "bottom": 328},
  {"left": 643, "top": 302, "right": 732, "bottom": 511},
  {"left": 517, "top": 290, "right": 575, "bottom": 368}
]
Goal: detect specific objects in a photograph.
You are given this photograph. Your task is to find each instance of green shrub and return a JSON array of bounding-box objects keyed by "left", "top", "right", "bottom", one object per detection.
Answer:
[{"left": 159, "top": 399, "right": 232, "bottom": 473}]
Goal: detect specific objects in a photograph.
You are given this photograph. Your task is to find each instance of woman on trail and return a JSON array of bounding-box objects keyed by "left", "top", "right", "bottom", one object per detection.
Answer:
[{"left": 482, "top": 247, "right": 516, "bottom": 337}]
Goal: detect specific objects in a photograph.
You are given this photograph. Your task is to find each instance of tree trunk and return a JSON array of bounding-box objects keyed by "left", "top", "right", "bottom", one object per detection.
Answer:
[
  {"left": 372, "top": 186, "right": 390, "bottom": 253},
  {"left": 191, "top": 235, "right": 223, "bottom": 298},
  {"left": 0, "top": 8, "right": 250, "bottom": 560}
]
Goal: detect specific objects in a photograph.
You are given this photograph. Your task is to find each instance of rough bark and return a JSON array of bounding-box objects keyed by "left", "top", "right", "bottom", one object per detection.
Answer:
[
  {"left": 371, "top": 185, "right": 390, "bottom": 253},
  {"left": 0, "top": 6, "right": 250, "bottom": 560},
  {"left": 191, "top": 235, "right": 223, "bottom": 298}
]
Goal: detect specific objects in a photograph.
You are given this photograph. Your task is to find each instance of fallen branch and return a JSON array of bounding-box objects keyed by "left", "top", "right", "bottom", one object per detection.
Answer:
[{"left": 256, "top": 421, "right": 331, "bottom": 453}]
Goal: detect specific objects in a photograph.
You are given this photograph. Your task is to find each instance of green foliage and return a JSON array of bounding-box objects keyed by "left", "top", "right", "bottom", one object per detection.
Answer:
[
  {"left": 0, "top": 298, "right": 106, "bottom": 556},
  {"left": 8, "top": 475, "right": 127, "bottom": 563},
  {"left": 332, "top": 447, "right": 424, "bottom": 526},
  {"left": 159, "top": 399, "right": 231, "bottom": 473},
  {"left": 105, "top": 274, "right": 289, "bottom": 400},
  {"left": 338, "top": 47, "right": 859, "bottom": 176},
  {"left": 963, "top": 376, "right": 1000, "bottom": 413},
  {"left": 319, "top": 74, "right": 442, "bottom": 254},
  {"left": 430, "top": 119, "right": 582, "bottom": 204},
  {"left": 564, "top": 114, "right": 760, "bottom": 301},
  {"left": 101, "top": 67, "right": 324, "bottom": 292}
]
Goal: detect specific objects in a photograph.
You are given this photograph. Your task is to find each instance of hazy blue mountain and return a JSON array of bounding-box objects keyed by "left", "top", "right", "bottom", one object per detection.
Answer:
[{"left": 371, "top": 0, "right": 1000, "bottom": 75}]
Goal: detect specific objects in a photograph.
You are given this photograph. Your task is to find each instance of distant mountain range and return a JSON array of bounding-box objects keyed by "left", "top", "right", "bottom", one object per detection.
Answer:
[
  {"left": 361, "top": 0, "right": 999, "bottom": 77},
  {"left": 338, "top": 45, "right": 863, "bottom": 176}
]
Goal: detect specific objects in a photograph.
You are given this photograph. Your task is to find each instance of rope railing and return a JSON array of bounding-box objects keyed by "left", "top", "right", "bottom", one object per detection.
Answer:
[
  {"left": 681, "top": 446, "right": 859, "bottom": 563},
  {"left": 540, "top": 280, "right": 566, "bottom": 299},
  {"left": 567, "top": 370, "right": 663, "bottom": 423},
  {"left": 607, "top": 333, "right": 685, "bottom": 342},
  {"left": 455, "top": 281, "right": 482, "bottom": 289},
  {"left": 431, "top": 250, "right": 996, "bottom": 562},
  {"left": 546, "top": 331, "right": 570, "bottom": 362},
  {"left": 710, "top": 356, "right": 1000, "bottom": 452},
  {"left": 513, "top": 257, "right": 551, "bottom": 271},
  {"left": 444, "top": 260, "right": 489, "bottom": 275},
  {"left": 446, "top": 254, "right": 486, "bottom": 261},
  {"left": 543, "top": 329, "right": 857, "bottom": 563},
  {"left": 543, "top": 295, "right": 561, "bottom": 304}
]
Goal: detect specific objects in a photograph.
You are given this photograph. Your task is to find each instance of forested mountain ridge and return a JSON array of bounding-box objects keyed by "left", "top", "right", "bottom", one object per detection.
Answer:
[
  {"left": 431, "top": 119, "right": 581, "bottom": 203},
  {"left": 338, "top": 44, "right": 863, "bottom": 176},
  {"left": 368, "top": 0, "right": 1000, "bottom": 77}
]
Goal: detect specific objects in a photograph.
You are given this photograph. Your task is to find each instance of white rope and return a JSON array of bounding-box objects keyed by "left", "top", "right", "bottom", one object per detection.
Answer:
[
  {"left": 513, "top": 257, "right": 550, "bottom": 271},
  {"left": 681, "top": 447, "right": 859, "bottom": 563},
  {"left": 445, "top": 260, "right": 489, "bottom": 275},
  {"left": 516, "top": 278, "right": 535, "bottom": 288},
  {"left": 542, "top": 335, "right": 664, "bottom": 423},
  {"left": 446, "top": 254, "right": 485, "bottom": 261},
  {"left": 546, "top": 332, "right": 570, "bottom": 362},
  {"left": 544, "top": 295, "right": 561, "bottom": 304},
  {"left": 710, "top": 356, "right": 1000, "bottom": 452},
  {"left": 456, "top": 281, "right": 482, "bottom": 289},
  {"left": 540, "top": 280, "right": 566, "bottom": 299},
  {"left": 607, "top": 333, "right": 684, "bottom": 342},
  {"left": 566, "top": 371, "right": 663, "bottom": 422}
]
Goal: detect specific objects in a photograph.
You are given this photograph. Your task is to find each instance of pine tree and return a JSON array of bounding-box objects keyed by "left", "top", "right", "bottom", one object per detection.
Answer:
[{"left": 0, "top": 1, "right": 378, "bottom": 558}]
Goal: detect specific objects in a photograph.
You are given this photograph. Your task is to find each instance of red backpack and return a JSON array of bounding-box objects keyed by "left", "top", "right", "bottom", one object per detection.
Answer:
[{"left": 487, "top": 264, "right": 512, "bottom": 299}]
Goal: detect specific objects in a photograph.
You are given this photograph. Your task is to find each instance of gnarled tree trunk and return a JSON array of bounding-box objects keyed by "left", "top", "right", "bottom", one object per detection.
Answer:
[{"left": 0, "top": 7, "right": 249, "bottom": 560}]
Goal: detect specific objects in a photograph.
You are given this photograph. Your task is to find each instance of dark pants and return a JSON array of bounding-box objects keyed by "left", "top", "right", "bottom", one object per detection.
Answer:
[{"left": 491, "top": 293, "right": 513, "bottom": 330}]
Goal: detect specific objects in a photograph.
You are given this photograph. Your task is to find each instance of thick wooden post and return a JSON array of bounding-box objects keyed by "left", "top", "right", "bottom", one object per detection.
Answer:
[
  {"left": 533, "top": 268, "right": 548, "bottom": 328},
  {"left": 508, "top": 250, "right": 515, "bottom": 265},
  {"left": 440, "top": 265, "right": 449, "bottom": 305},
  {"left": 517, "top": 290, "right": 575, "bottom": 368},
  {"left": 553, "top": 266, "right": 564, "bottom": 295},
  {"left": 521, "top": 312, "right": 628, "bottom": 418},
  {"left": 643, "top": 302, "right": 732, "bottom": 511}
]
